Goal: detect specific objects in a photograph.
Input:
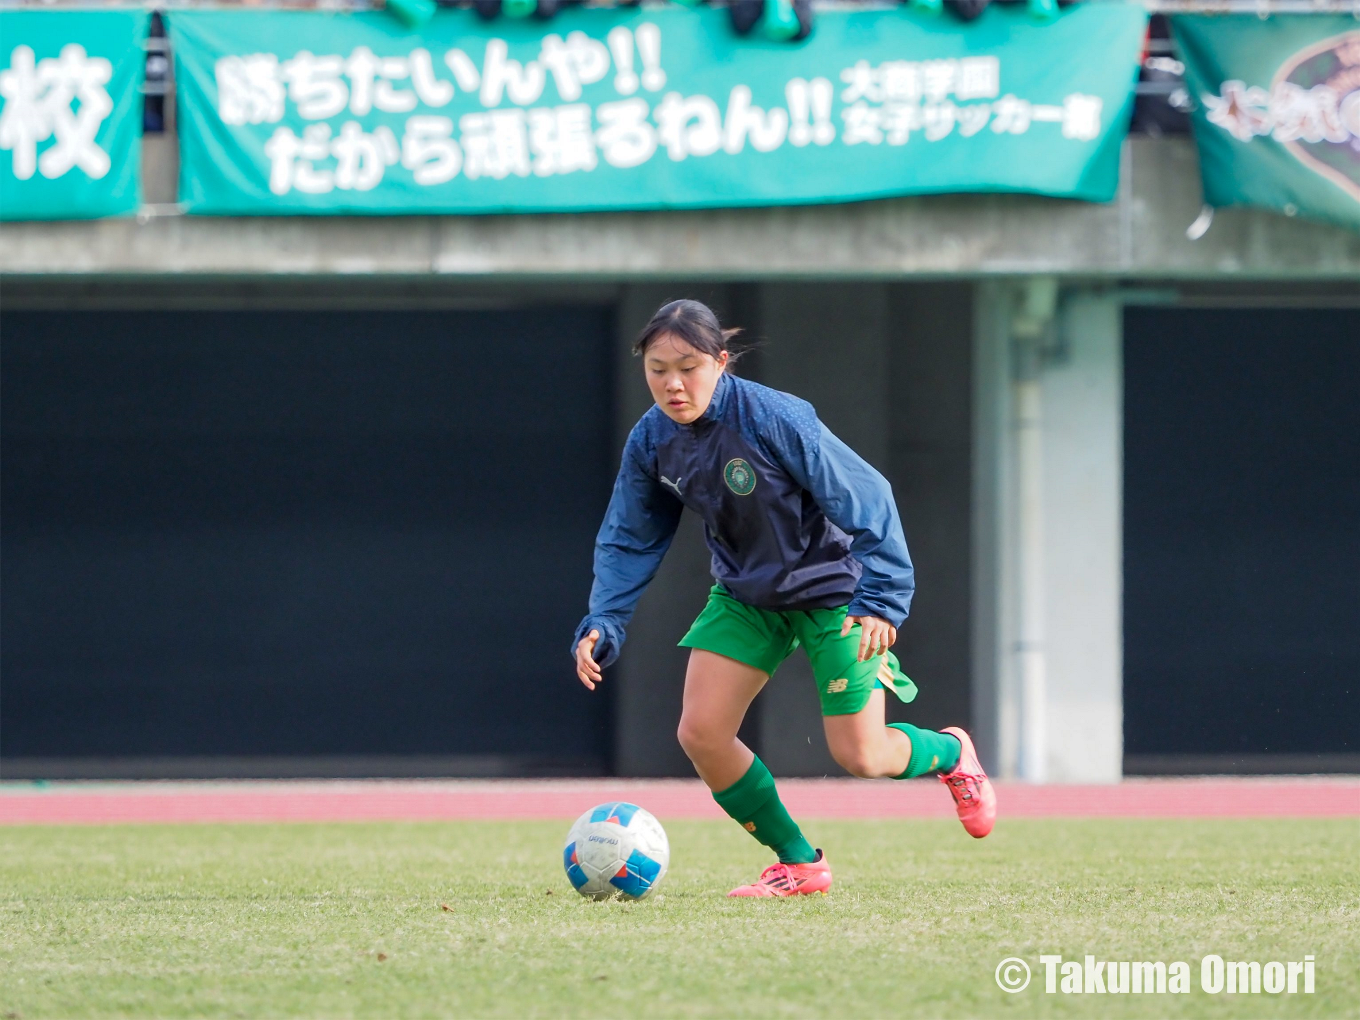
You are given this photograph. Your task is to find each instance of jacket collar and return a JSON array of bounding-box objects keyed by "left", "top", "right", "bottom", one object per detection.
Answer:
[{"left": 696, "top": 370, "right": 733, "bottom": 425}]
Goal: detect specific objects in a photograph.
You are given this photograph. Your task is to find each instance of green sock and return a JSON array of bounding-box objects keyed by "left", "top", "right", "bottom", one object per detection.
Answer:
[
  {"left": 888, "top": 723, "right": 962, "bottom": 778},
  {"left": 711, "top": 756, "right": 817, "bottom": 864}
]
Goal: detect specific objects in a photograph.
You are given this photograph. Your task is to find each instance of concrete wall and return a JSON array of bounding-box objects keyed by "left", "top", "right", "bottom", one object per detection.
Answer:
[
  {"left": 972, "top": 283, "right": 1124, "bottom": 782},
  {"left": 6, "top": 140, "right": 1360, "bottom": 280},
  {"left": 969, "top": 283, "right": 1012, "bottom": 779},
  {"left": 1041, "top": 295, "right": 1124, "bottom": 783}
]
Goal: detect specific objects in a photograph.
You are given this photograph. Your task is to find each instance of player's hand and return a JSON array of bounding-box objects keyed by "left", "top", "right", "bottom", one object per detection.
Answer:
[
  {"left": 576, "top": 629, "right": 603, "bottom": 690},
  {"left": 841, "top": 615, "right": 897, "bottom": 662}
]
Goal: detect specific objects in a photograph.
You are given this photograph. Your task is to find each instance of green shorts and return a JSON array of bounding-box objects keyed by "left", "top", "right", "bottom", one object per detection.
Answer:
[{"left": 678, "top": 585, "right": 918, "bottom": 717}]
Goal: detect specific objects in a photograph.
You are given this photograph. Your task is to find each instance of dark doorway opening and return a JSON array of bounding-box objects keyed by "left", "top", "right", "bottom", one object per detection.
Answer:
[
  {"left": 1123, "top": 307, "right": 1359, "bottom": 774},
  {"left": 2, "top": 307, "right": 615, "bottom": 777}
]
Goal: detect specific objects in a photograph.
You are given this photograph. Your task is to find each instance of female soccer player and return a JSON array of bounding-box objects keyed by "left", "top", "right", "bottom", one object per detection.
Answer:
[{"left": 573, "top": 299, "right": 995, "bottom": 898}]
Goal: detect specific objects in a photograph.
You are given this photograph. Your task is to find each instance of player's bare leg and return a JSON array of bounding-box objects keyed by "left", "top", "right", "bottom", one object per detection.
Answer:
[
  {"left": 822, "top": 688, "right": 912, "bottom": 778},
  {"left": 675, "top": 649, "right": 766, "bottom": 792},
  {"left": 677, "top": 649, "right": 831, "bottom": 896},
  {"left": 823, "top": 689, "right": 997, "bottom": 838}
]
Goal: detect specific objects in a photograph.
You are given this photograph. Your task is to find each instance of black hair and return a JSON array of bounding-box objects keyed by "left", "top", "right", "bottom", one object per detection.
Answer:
[{"left": 633, "top": 299, "right": 744, "bottom": 363}]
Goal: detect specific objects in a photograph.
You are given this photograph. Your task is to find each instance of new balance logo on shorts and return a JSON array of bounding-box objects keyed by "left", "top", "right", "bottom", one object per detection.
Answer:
[{"left": 827, "top": 678, "right": 848, "bottom": 693}]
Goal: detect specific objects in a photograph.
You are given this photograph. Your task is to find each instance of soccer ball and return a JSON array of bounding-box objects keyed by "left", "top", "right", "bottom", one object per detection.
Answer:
[{"left": 563, "top": 802, "right": 669, "bottom": 901}]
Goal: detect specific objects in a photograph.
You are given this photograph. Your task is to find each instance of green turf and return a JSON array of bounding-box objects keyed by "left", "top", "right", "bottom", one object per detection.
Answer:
[{"left": 1, "top": 818, "right": 1356, "bottom": 1018}]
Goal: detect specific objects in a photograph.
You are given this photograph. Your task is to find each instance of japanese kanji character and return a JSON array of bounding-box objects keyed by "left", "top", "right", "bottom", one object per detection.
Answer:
[
  {"left": 528, "top": 102, "right": 597, "bottom": 176},
  {"left": 215, "top": 54, "right": 284, "bottom": 126},
  {"left": 1202, "top": 80, "right": 1270, "bottom": 142},
  {"left": 920, "top": 59, "right": 957, "bottom": 103},
  {"left": 882, "top": 102, "right": 921, "bottom": 146},
  {"left": 955, "top": 56, "right": 1000, "bottom": 101},
  {"left": 596, "top": 97, "right": 657, "bottom": 167},
  {"left": 480, "top": 38, "right": 545, "bottom": 107},
  {"left": 840, "top": 59, "right": 881, "bottom": 104},
  {"left": 460, "top": 109, "right": 531, "bottom": 179},
  {"left": 281, "top": 51, "right": 347, "bottom": 120},
  {"left": 654, "top": 91, "right": 722, "bottom": 160},
  {"left": 538, "top": 31, "right": 610, "bottom": 103},
  {"left": 401, "top": 115, "right": 461, "bottom": 184},
  {"left": 1060, "top": 93, "right": 1103, "bottom": 141},
  {"left": 0, "top": 45, "right": 48, "bottom": 179},
  {"left": 722, "top": 85, "right": 787, "bottom": 154},
  {"left": 840, "top": 100, "right": 883, "bottom": 146},
  {"left": 263, "top": 123, "right": 334, "bottom": 194},
  {"left": 409, "top": 48, "right": 453, "bottom": 107},
  {"left": 990, "top": 94, "right": 1031, "bottom": 135},
  {"left": 878, "top": 61, "right": 921, "bottom": 104},
  {"left": 40, "top": 42, "right": 114, "bottom": 179},
  {"left": 0, "top": 43, "right": 113, "bottom": 181}
]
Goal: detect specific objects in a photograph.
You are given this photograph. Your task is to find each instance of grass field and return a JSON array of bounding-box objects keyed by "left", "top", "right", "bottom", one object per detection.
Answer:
[{"left": 1, "top": 818, "right": 1356, "bottom": 1018}]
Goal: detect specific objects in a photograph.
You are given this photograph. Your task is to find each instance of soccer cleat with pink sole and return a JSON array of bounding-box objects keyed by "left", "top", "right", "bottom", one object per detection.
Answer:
[
  {"left": 939, "top": 726, "right": 997, "bottom": 838},
  {"left": 727, "top": 850, "right": 832, "bottom": 897}
]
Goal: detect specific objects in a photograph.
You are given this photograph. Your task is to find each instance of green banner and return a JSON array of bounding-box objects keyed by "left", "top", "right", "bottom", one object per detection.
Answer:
[
  {"left": 170, "top": 4, "right": 1145, "bottom": 216},
  {"left": 0, "top": 8, "right": 147, "bottom": 220},
  {"left": 1174, "top": 16, "right": 1360, "bottom": 231}
]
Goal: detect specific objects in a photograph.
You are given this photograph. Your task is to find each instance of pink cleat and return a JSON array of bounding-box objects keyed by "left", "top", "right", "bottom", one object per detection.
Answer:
[
  {"left": 727, "top": 850, "right": 832, "bottom": 897},
  {"left": 939, "top": 727, "right": 997, "bottom": 838}
]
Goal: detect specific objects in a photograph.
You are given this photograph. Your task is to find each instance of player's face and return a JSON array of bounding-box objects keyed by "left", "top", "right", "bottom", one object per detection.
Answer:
[{"left": 644, "top": 333, "right": 728, "bottom": 425}]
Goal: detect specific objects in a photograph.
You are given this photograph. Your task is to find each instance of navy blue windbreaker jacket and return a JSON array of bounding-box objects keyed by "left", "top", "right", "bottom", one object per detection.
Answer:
[{"left": 573, "top": 372, "right": 914, "bottom": 668}]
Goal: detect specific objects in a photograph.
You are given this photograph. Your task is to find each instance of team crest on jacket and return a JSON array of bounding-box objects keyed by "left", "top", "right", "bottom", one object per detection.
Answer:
[{"left": 723, "top": 458, "right": 757, "bottom": 495}]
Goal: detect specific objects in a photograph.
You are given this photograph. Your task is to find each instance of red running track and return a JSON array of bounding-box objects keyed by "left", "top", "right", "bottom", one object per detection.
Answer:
[{"left": 1, "top": 778, "right": 1357, "bottom": 826}]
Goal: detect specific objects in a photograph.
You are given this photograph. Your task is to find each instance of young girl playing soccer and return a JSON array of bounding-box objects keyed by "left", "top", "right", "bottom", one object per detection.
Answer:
[{"left": 573, "top": 299, "right": 996, "bottom": 897}]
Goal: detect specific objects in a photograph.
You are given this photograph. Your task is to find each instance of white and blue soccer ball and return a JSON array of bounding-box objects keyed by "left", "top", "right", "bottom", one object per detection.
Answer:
[{"left": 563, "top": 802, "right": 669, "bottom": 901}]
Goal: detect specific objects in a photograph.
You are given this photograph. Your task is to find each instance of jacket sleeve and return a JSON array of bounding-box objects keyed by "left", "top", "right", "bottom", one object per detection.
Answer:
[
  {"left": 770, "top": 415, "right": 915, "bottom": 627},
  {"left": 571, "top": 430, "right": 683, "bottom": 668}
]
